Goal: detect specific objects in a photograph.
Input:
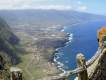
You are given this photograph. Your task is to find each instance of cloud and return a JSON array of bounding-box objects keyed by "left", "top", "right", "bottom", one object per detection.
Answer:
[
  {"left": 0, "top": 0, "right": 88, "bottom": 12},
  {"left": 77, "top": 5, "right": 88, "bottom": 11},
  {"left": 0, "top": 5, "right": 72, "bottom": 10},
  {"left": 0, "top": 0, "right": 73, "bottom": 10},
  {"left": 31, "top": 5, "right": 72, "bottom": 10},
  {"left": 75, "top": 1, "right": 88, "bottom": 11}
]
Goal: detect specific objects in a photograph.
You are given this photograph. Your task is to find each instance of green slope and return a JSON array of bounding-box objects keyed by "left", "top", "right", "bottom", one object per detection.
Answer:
[{"left": 0, "top": 17, "right": 21, "bottom": 65}]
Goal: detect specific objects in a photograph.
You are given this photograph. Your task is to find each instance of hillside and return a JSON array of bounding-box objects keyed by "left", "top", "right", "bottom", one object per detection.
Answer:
[
  {"left": 0, "top": 17, "right": 20, "bottom": 64},
  {"left": 0, "top": 10, "right": 106, "bottom": 80}
]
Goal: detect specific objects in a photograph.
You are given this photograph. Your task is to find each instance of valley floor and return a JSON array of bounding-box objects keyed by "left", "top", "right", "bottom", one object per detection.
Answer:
[{"left": 13, "top": 25, "right": 68, "bottom": 80}]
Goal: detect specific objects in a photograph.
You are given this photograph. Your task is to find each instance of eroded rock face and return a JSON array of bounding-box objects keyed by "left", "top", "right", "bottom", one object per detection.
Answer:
[{"left": 89, "top": 51, "right": 106, "bottom": 80}]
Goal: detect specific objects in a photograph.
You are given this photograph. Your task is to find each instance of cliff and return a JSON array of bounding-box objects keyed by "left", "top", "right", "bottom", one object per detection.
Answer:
[{"left": 0, "top": 17, "right": 20, "bottom": 64}]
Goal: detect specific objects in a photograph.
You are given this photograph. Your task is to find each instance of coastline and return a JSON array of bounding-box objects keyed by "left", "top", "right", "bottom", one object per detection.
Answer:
[
  {"left": 34, "top": 25, "right": 72, "bottom": 80},
  {"left": 51, "top": 20, "right": 106, "bottom": 80},
  {"left": 15, "top": 24, "right": 72, "bottom": 80},
  {"left": 52, "top": 25, "right": 73, "bottom": 74}
]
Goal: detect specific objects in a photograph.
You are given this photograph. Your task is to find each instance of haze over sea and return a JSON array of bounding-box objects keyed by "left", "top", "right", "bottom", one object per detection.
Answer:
[{"left": 54, "top": 20, "right": 106, "bottom": 79}]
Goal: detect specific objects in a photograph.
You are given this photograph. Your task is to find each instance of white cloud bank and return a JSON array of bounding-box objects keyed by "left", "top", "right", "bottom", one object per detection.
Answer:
[
  {"left": 0, "top": 0, "right": 88, "bottom": 11},
  {"left": 77, "top": 5, "right": 88, "bottom": 11},
  {"left": 31, "top": 5, "right": 72, "bottom": 10},
  {"left": 76, "top": 1, "right": 88, "bottom": 11}
]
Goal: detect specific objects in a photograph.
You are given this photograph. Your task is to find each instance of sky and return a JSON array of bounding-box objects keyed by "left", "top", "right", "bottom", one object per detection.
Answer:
[{"left": 0, "top": 0, "right": 105, "bottom": 15}]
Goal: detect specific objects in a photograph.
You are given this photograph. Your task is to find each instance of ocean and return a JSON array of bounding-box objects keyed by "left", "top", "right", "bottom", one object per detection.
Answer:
[{"left": 54, "top": 20, "right": 106, "bottom": 79}]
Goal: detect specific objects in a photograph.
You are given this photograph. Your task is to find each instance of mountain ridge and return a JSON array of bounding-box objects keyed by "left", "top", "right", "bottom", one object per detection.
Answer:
[{"left": 0, "top": 10, "right": 105, "bottom": 27}]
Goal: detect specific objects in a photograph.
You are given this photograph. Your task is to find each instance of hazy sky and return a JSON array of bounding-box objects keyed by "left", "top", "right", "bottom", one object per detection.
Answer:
[{"left": 0, "top": 0, "right": 105, "bottom": 15}]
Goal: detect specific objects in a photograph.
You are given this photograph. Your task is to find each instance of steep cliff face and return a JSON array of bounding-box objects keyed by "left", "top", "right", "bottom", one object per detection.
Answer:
[{"left": 0, "top": 17, "right": 20, "bottom": 64}]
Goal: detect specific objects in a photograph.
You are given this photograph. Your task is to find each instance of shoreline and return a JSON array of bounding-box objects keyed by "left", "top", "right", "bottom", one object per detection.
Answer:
[
  {"left": 52, "top": 25, "right": 73, "bottom": 74},
  {"left": 51, "top": 20, "right": 106, "bottom": 79}
]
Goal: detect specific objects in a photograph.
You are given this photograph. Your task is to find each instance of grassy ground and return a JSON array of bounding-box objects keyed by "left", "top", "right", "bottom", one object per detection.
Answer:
[
  {"left": 15, "top": 32, "right": 58, "bottom": 80},
  {"left": 17, "top": 53, "right": 46, "bottom": 80}
]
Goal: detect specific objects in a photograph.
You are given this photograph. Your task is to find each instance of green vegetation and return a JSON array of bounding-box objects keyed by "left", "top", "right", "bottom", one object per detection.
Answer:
[
  {"left": 15, "top": 32, "right": 47, "bottom": 80},
  {"left": 17, "top": 54, "right": 46, "bottom": 80},
  {"left": 0, "top": 17, "right": 21, "bottom": 64},
  {"left": 14, "top": 30, "right": 61, "bottom": 80},
  {"left": 0, "top": 10, "right": 105, "bottom": 80},
  {"left": 0, "top": 17, "right": 23, "bottom": 80}
]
